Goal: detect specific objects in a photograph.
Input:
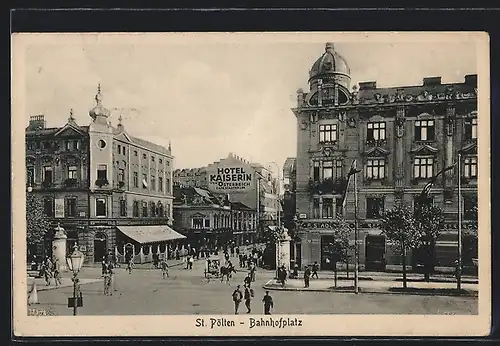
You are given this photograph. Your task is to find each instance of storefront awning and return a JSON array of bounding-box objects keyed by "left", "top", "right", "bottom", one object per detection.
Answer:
[{"left": 117, "top": 225, "right": 186, "bottom": 244}]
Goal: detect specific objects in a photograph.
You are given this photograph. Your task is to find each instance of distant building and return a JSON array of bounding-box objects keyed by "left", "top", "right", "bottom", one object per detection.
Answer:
[
  {"left": 174, "top": 153, "right": 281, "bottom": 239},
  {"left": 173, "top": 186, "right": 233, "bottom": 248},
  {"left": 25, "top": 85, "right": 184, "bottom": 264},
  {"left": 292, "top": 43, "right": 478, "bottom": 272}
]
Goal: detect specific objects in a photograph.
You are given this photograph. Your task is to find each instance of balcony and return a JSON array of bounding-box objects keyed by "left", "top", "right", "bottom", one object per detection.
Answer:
[
  {"left": 95, "top": 178, "right": 110, "bottom": 188},
  {"left": 64, "top": 178, "right": 78, "bottom": 188},
  {"left": 365, "top": 138, "right": 387, "bottom": 147},
  {"left": 308, "top": 177, "right": 347, "bottom": 195}
]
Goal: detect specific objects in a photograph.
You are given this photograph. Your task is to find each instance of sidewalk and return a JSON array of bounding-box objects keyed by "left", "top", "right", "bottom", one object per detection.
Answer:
[
  {"left": 263, "top": 278, "right": 478, "bottom": 297},
  {"left": 27, "top": 277, "right": 102, "bottom": 292}
]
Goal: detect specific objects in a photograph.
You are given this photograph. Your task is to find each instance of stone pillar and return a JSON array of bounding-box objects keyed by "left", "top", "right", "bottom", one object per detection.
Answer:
[
  {"left": 276, "top": 229, "right": 292, "bottom": 271},
  {"left": 52, "top": 223, "right": 68, "bottom": 271},
  {"left": 394, "top": 106, "right": 405, "bottom": 190}
]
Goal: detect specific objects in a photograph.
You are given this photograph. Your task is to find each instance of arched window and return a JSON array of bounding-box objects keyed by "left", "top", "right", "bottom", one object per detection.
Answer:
[{"left": 157, "top": 201, "right": 164, "bottom": 217}]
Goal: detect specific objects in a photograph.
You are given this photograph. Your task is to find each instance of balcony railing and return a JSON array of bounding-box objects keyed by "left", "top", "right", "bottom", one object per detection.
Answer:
[
  {"left": 64, "top": 178, "right": 78, "bottom": 187},
  {"left": 365, "top": 138, "right": 387, "bottom": 147},
  {"left": 95, "top": 178, "right": 110, "bottom": 188},
  {"left": 308, "top": 177, "right": 347, "bottom": 195}
]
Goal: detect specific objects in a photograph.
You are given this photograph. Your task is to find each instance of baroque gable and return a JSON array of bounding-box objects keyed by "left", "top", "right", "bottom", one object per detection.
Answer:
[
  {"left": 410, "top": 144, "right": 439, "bottom": 155},
  {"left": 54, "top": 123, "right": 85, "bottom": 137},
  {"left": 363, "top": 147, "right": 389, "bottom": 157},
  {"left": 460, "top": 142, "right": 477, "bottom": 155},
  {"left": 115, "top": 131, "right": 132, "bottom": 143}
]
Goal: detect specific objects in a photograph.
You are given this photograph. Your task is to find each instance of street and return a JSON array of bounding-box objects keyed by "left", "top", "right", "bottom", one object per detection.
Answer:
[{"left": 30, "top": 259, "right": 478, "bottom": 316}]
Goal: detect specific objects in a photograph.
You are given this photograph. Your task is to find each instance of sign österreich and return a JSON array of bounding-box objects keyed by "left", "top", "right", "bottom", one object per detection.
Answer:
[{"left": 208, "top": 166, "right": 254, "bottom": 192}]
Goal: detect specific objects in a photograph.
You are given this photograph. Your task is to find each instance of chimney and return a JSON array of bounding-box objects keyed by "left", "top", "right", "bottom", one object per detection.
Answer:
[
  {"left": 464, "top": 74, "right": 477, "bottom": 86},
  {"left": 28, "top": 115, "right": 46, "bottom": 131},
  {"left": 358, "top": 81, "right": 377, "bottom": 90},
  {"left": 423, "top": 77, "right": 442, "bottom": 86}
]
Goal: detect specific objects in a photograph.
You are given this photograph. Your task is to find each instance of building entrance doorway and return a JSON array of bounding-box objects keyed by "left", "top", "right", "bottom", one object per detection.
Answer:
[
  {"left": 365, "top": 235, "right": 386, "bottom": 271},
  {"left": 94, "top": 232, "right": 107, "bottom": 262},
  {"left": 320, "top": 235, "right": 336, "bottom": 270}
]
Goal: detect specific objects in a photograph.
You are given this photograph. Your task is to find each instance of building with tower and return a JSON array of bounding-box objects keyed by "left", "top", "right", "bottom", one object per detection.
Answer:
[
  {"left": 25, "top": 85, "right": 184, "bottom": 264},
  {"left": 292, "top": 43, "right": 478, "bottom": 272}
]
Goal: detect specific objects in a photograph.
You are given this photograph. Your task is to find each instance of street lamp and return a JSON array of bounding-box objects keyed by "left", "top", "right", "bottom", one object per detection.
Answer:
[{"left": 66, "top": 244, "right": 85, "bottom": 316}]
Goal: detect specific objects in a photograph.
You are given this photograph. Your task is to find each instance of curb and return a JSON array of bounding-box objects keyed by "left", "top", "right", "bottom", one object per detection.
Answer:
[
  {"left": 262, "top": 281, "right": 478, "bottom": 297},
  {"left": 28, "top": 278, "right": 102, "bottom": 292}
]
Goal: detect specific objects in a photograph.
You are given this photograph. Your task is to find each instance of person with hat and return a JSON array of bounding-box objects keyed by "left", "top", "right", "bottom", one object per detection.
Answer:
[
  {"left": 262, "top": 291, "right": 274, "bottom": 315},
  {"left": 232, "top": 284, "right": 243, "bottom": 315}
]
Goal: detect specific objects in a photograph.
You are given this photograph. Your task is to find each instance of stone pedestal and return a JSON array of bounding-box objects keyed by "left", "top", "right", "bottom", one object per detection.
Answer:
[
  {"left": 276, "top": 228, "right": 292, "bottom": 271},
  {"left": 52, "top": 224, "right": 68, "bottom": 271}
]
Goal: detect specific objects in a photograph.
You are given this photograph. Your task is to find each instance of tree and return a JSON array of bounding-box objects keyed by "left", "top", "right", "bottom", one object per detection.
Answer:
[
  {"left": 414, "top": 203, "right": 445, "bottom": 281},
  {"left": 330, "top": 215, "right": 354, "bottom": 287},
  {"left": 26, "top": 194, "right": 50, "bottom": 254},
  {"left": 380, "top": 203, "right": 422, "bottom": 288}
]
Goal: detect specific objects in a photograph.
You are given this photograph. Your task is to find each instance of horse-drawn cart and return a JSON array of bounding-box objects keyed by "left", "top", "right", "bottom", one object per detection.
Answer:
[{"left": 204, "top": 258, "right": 221, "bottom": 279}]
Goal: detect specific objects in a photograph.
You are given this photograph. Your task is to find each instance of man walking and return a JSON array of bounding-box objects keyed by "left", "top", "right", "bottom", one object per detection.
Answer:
[
  {"left": 232, "top": 285, "right": 243, "bottom": 315},
  {"left": 262, "top": 291, "right": 274, "bottom": 315},
  {"left": 312, "top": 261, "right": 319, "bottom": 279},
  {"left": 160, "top": 258, "right": 169, "bottom": 279},
  {"left": 53, "top": 258, "right": 62, "bottom": 286},
  {"left": 244, "top": 284, "right": 254, "bottom": 313},
  {"left": 244, "top": 272, "right": 252, "bottom": 288}
]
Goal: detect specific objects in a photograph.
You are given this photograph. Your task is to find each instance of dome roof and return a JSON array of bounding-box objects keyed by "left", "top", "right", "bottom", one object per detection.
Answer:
[
  {"left": 309, "top": 42, "right": 350, "bottom": 81},
  {"left": 89, "top": 84, "right": 110, "bottom": 119}
]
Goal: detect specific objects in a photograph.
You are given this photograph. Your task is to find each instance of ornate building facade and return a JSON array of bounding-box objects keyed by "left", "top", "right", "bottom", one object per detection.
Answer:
[
  {"left": 293, "top": 43, "right": 478, "bottom": 272},
  {"left": 26, "top": 86, "right": 182, "bottom": 263}
]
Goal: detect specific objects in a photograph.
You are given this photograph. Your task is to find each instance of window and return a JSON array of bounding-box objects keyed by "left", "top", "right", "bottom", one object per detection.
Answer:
[
  {"left": 159, "top": 177, "right": 163, "bottom": 192},
  {"left": 335, "top": 160, "right": 342, "bottom": 179},
  {"left": 464, "top": 196, "right": 478, "bottom": 221},
  {"left": 465, "top": 117, "right": 478, "bottom": 140},
  {"left": 43, "top": 198, "right": 54, "bottom": 216},
  {"left": 367, "top": 122, "right": 386, "bottom": 141},
  {"left": 133, "top": 201, "right": 139, "bottom": 217},
  {"left": 166, "top": 178, "right": 170, "bottom": 193},
  {"left": 43, "top": 166, "right": 53, "bottom": 184},
  {"left": 319, "top": 124, "right": 338, "bottom": 143},
  {"left": 65, "top": 141, "right": 71, "bottom": 151},
  {"left": 166, "top": 161, "right": 170, "bottom": 166},
  {"left": 96, "top": 165, "right": 107, "bottom": 181},
  {"left": 159, "top": 158, "right": 163, "bottom": 164},
  {"left": 166, "top": 204, "right": 170, "bottom": 219},
  {"left": 192, "top": 217, "right": 206, "bottom": 229},
  {"left": 73, "top": 140, "right": 79, "bottom": 150},
  {"left": 336, "top": 197, "right": 343, "bottom": 216},
  {"left": 68, "top": 165, "right": 77, "bottom": 179},
  {"left": 157, "top": 202, "right": 164, "bottom": 217},
  {"left": 134, "top": 150, "right": 138, "bottom": 156},
  {"left": 150, "top": 202, "right": 156, "bottom": 216},
  {"left": 142, "top": 201, "right": 148, "bottom": 217},
  {"left": 96, "top": 198, "right": 106, "bottom": 217},
  {"left": 322, "top": 198, "right": 334, "bottom": 219},
  {"left": 118, "top": 144, "right": 121, "bottom": 153},
  {"left": 151, "top": 156, "right": 155, "bottom": 162},
  {"left": 464, "top": 157, "right": 477, "bottom": 178},
  {"left": 415, "top": 120, "right": 435, "bottom": 141},
  {"left": 133, "top": 172, "right": 138, "bottom": 187},
  {"left": 98, "top": 139, "right": 106, "bottom": 149},
  {"left": 142, "top": 173, "right": 148, "bottom": 189},
  {"left": 204, "top": 219, "right": 211, "bottom": 228},
  {"left": 413, "top": 157, "right": 434, "bottom": 179},
  {"left": 118, "top": 168, "right": 125, "bottom": 182},
  {"left": 122, "top": 146, "right": 126, "bottom": 155},
  {"left": 151, "top": 175, "right": 156, "bottom": 191},
  {"left": 366, "top": 159, "right": 385, "bottom": 180},
  {"left": 27, "top": 166, "right": 35, "bottom": 186},
  {"left": 366, "top": 197, "right": 384, "bottom": 219},
  {"left": 142, "top": 153, "right": 147, "bottom": 159},
  {"left": 322, "top": 161, "right": 333, "bottom": 180},
  {"left": 66, "top": 198, "right": 77, "bottom": 217},
  {"left": 313, "top": 162, "right": 320, "bottom": 181}
]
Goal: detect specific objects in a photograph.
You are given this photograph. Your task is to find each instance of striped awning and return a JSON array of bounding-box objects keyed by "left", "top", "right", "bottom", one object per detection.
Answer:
[{"left": 117, "top": 225, "right": 186, "bottom": 244}]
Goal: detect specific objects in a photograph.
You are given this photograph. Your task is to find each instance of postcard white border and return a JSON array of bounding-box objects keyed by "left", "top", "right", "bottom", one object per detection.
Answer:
[{"left": 12, "top": 31, "right": 491, "bottom": 337}]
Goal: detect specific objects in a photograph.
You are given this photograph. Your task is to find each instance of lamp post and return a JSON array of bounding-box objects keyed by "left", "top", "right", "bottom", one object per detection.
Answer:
[{"left": 66, "top": 244, "right": 85, "bottom": 316}]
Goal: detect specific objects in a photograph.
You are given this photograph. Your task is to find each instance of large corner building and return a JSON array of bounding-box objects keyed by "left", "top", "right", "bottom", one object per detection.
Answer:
[{"left": 292, "top": 43, "right": 478, "bottom": 272}]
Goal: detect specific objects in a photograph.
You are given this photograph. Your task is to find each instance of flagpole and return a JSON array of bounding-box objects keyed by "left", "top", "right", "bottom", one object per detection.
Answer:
[
  {"left": 354, "top": 162, "right": 359, "bottom": 294},
  {"left": 457, "top": 153, "right": 462, "bottom": 290}
]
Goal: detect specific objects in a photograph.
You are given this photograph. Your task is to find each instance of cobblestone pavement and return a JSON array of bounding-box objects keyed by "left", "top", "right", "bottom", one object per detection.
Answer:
[{"left": 28, "top": 259, "right": 478, "bottom": 316}]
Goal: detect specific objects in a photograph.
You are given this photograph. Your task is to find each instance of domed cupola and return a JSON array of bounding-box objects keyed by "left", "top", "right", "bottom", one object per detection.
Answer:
[
  {"left": 309, "top": 42, "right": 351, "bottom": 90},
  {"left": 89, "top": 84, "right": 110, "bottom": 123}
]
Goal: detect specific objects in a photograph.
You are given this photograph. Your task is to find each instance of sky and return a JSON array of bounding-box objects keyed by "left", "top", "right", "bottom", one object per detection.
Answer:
[{"left": 22, "top": 33, "right": 478, "bottom": 174}]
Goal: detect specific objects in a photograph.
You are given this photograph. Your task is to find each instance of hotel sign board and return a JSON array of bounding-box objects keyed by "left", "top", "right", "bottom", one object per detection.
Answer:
[{"left": 207, "top": 165, "right": 255, "bottom": 193}]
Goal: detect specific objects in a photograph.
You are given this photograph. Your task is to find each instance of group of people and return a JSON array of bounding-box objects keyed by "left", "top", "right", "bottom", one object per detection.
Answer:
[
  {"left": 231, "top": 271, "right": 274, "bottom": 315},
  {"left": 39, "top": 256, "right": 63, "bottom": 286}
]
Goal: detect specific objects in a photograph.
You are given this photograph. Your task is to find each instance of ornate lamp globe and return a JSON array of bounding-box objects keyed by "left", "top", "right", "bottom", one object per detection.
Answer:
[{"left": 66, "top": 244, "right": 85, "bottom": 274}]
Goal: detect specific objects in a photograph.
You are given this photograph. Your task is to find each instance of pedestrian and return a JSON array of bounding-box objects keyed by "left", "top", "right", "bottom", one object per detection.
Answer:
[
  {"left": 312, "top": 261, "right": 319, "bottom": 279},
  {"left": 189, "top": 255, "right": 194, "bottom": 270},
  {"left": 235, "top": 247, "right": 240, "bottom": 258},
  {"left": 279, "top": 265, "right": 287, "bottom": 287},
  {"left": 232, "top": 285, "right": 243, "bottom": 315},
  {"left": 53, "top": 258, "right": 62, "bottom": 286},
  {"left": 242, "top": 254, "right": 247, "bottom": 268},
  {"left": 160, "top": 258, "right": 169, "bottom": 279},
  {"left": 304, "top": 265, "right": 311, "bottom": 288},
  {"left": 262, "top": 291, "right": 274, "bottom": 315},
  {"left": 103, "top": 262, "right": 114, "bottom": 296},
  {"left": 293, "top": 262, "right": 299, "bottom": 279},
  {"left": 127, "top": 257, "right": 134, "bottom": 274},
  {"left": 185, "top": 255, "right": 191, "bottom": 270},
  {"left": 244, "top": 272, "right": 252, "bottom": 288},
  {"left": 250, "top": 262, "right": 256, "bottom": 282},
  {"left": 244, "top": 284, "right": 254, "bottom": 313},
  {"left": 175, "top": 249, "right": 180, "bottom": 260}
]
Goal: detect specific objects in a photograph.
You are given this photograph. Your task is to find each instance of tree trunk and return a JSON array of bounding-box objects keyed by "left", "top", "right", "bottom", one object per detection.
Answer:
[
  {"left": 345, "top": 250, "right": 350, "bottom": 279},
  {"left": 402, "top": 247, "right": 407, "bottom": 289}
]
